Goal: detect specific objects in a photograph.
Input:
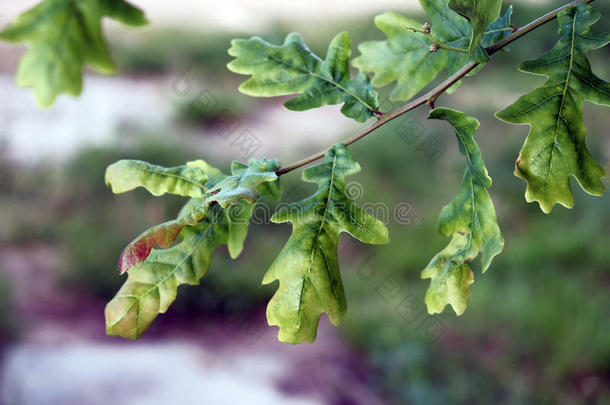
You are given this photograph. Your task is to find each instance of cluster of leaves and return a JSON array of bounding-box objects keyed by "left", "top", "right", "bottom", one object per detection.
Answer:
[
  {"left": 3, "top": 0, "right": 609, "bottom": 344},
  {"left": 104, "top": 158, "right": 281, "bottom": 338},
  {"left": 222, "top": 0, "right": 512, "bottom": 323},
  {"left": 220, "top": 0, "right": 608, "bottom": 324},
  {"left": 104, "top": 145, "right": 388, "bottom": 343}
]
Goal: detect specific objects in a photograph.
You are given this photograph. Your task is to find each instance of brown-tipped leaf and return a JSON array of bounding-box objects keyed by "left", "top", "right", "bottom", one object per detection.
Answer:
[{"left": 118, "top": 221, "right": 183, "bottom": 274}]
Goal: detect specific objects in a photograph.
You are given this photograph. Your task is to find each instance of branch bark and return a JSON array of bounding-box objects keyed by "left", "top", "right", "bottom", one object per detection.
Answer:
[{"left": 276, "top": 0, "right": 595, "bottom": 176}]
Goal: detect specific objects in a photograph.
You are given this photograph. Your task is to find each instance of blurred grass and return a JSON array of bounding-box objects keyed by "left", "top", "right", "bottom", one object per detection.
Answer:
[{"left": 0, "top": 274, "right": 16, "bottom": 346}]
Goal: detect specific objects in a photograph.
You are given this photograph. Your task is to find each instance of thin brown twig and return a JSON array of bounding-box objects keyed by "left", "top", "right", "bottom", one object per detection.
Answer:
[{"left": 275, "top": 0, "right": 595, "bottom": 176}]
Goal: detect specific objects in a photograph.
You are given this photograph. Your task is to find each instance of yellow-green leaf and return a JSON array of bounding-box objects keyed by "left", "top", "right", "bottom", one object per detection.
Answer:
[
  {"left": 423, "top": 108, "right": 504, "bottom": 315},
  {"left": 105, "top": 206, "right": 229, "bottom": 339},
  {"left": 263, "top": 144, "right": 389, "bottom": 344},
  {"left": 105, "top": 160, "right": 209, "bottom": 198}
]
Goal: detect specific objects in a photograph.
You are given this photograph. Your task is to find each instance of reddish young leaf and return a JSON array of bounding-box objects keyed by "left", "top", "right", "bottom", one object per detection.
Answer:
[{"left": 118, "top": 221, "right": 183, "bottom": 274}]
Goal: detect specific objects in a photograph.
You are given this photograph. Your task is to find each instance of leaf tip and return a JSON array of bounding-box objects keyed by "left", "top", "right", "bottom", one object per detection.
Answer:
[
  {"left": 105, "top": 298, "right": 141, "bottom": 340},
  {"left": 227, "top": 243, "right": 243, "bottom": 260}
]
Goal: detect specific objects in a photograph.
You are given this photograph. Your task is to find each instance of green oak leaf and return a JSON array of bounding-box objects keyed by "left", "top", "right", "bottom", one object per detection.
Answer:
[
  {"left": 448, "top": 0, "right": 503, "bottom": 55},
  {"left": 209, "top": 159, "right": 280, "bottom": 258},
  {"left": 263, "top": 144, "right": 389, "bottom": 344},
  {"left": 423, "top": 108, "right": 503, "bottom": 315},
  {"left": 352, "top": 1, "right": 512, "bottom": 101},
  {"left": 208, "top": 159, "right": 280, "bottom": 208},
  {"left": 225, "top": 201, "right": 256, "bottom": 260},
  {"left": 105, "top": 160, "right": 209, "bottom": 198},
  {"left": 0, "top": 0, "right": 147, "bottom": 107},
  {"left": 105, "top": 205, "right": 229, "bottom": 339},
  {"left": 228, "top": 31, "right": 379, "bottom": 123},
  {"left": 215, "top": 159, "right": 282, "bottom": 258},
  {"left": 496, "top": 3, "right": 608, "bottom": 213},
  {"left": 353, "top": 12, "right": 448, "bottom": 103},
  {"left": 185, "top": 158, "right": 281, "bottom": 258}
]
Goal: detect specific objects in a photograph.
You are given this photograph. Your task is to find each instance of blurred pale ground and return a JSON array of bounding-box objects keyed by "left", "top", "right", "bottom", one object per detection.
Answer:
[{"left": 0, "top": 1, "right": 609, "bottom": 405}]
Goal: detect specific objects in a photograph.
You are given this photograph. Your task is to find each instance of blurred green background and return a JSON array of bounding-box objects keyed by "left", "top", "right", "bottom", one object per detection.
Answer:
[{"left": 0, "top": 1, "right": 609, "bottom": 404}]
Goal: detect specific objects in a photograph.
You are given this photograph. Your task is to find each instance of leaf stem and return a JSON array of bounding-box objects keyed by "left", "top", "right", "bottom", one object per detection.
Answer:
[
  {"left": 275, "top": 0, "right": 595, "bottom": 176},
  {"left": 406, "top": 26, "right": 469, "bottom": 53}
]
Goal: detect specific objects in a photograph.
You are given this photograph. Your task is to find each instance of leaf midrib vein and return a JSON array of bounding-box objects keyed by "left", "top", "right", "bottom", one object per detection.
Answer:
[
  {"left": 134, "top": 164, "right": 208, "bottom": 193},
  {"left": 544, "top": 8, "right": 578, "bottom": 201},
  {"left": 296, "top": 155, "right": 339, "bottom": 330},
  {"left": 111, "top": 211, "right": 219, "bottom": 334},
  {"left": 266, "top": 54, "right": 376, "bottom": 113}
]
